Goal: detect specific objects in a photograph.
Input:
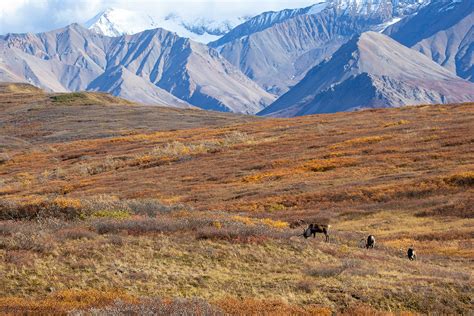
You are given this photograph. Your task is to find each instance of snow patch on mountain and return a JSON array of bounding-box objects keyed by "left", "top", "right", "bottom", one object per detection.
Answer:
[
  {"left": 378, "top": 17, "right": 402, "bottom": 32},
  {"left": 212, "top": 0, "right": 431, "bottom": 49},
  {"left": 84, "top": 8, "right": 247, "bottom": 43},
  {"left": 439, "top": 0, "right": 462, "bottom": 12},
  {"left": 306, "top": 2, "right": 329, "bottom": 14},
  {"left": 327, "top": 0, "right": 430, "bottom": 16}
]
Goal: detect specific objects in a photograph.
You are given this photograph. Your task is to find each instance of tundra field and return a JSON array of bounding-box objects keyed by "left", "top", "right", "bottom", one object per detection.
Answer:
[{"left": 0, "top": 84, "right": 473, "bottom": 314}]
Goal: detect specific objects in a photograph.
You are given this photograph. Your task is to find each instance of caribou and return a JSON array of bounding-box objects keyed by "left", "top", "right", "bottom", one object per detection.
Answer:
[
  {"left": 366, "top": 235, "right": 375, "bottom": 249},
  {"left": 303, "top": 224, "right": 330, "bottom": 242}
]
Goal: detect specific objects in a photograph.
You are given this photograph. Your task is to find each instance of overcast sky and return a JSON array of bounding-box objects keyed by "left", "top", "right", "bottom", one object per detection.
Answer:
[{"left": 0, "top": 0, "right": 317, "bottom": 35}]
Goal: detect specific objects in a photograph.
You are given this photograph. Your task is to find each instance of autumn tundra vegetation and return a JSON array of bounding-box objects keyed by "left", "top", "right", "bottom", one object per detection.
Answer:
[{"left": 0, "top": 83, "right": 473, "bottom": 314}]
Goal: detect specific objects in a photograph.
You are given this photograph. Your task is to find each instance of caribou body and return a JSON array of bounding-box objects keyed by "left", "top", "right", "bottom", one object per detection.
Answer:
[
  {"left": 303, "top": 224, "right": 330, "bottom": 242},
  {"left": 366, "top": 235, "right": 375, "bottom": 249}
]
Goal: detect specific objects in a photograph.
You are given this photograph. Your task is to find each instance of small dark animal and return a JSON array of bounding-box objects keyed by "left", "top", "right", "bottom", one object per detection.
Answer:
[
  {"left": 366, "top": 235, "right": 375, "bottom": 249},
  {"left": 303, "top": 224, "right": 330, "bottom": 242},
  {"left": 407, "top": 248, "right": 416, "bottom": 260}
]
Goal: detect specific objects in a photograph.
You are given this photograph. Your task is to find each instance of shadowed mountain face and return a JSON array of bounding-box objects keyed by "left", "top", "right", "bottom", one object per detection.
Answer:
[
  {"left": 260, "top": 32, "right": 474, "bottom": 117},
  {"left": 385, "top": 0, "right": 474, "bottom": 82},
  {"left": 86, "top": 66, "right": 193, "bottom": 108},
  {"left": 209, "top": 5, "right": 317, "bottom": 49},
  {"left": 0, "top": 24, "right": 274, "bottom": 114},
  {"left": 209, "top": 0, "right": 430, "bottom": 95}
]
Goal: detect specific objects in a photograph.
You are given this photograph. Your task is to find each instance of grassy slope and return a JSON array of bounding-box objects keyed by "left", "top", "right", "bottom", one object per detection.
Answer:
[
  {"left": 0, "top": 83, "right": 257, "bottom": 146},
  {"left": 0, "top": 84, "right": 473, "bottom": 314}
]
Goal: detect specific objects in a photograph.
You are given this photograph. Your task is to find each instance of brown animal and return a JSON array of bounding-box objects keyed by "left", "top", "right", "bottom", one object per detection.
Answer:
[
  {"left": 366, "top": 235, "right": 375, "bottom": 249},
  {"left": 407, "top": 248, "right": 416, "bottom": 260},
  {"left": 303, "top": 224, "right": 330, "bottom": 242}
]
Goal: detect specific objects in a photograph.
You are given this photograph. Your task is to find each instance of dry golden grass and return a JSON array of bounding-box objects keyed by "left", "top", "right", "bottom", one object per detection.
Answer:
[
  {"left": 1, "top": 83, "right": 44, "bottom": 94},
  {"left": 0, "top": 84, "right": 473, "bottom": 314},
  {"left": 329, "top": 136, "right": 390, "bottom": 150}
]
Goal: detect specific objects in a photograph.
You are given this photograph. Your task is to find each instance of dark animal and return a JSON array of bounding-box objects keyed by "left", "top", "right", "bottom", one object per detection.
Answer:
[
  {"left": 407, "top": 248, "right": 416, "bottom": 260},
  {"left": 366, "top": 235, "right": 375, "bottom": 249},
  {"left": 303, "top": 224, "right": 330, "bottom": 242}
]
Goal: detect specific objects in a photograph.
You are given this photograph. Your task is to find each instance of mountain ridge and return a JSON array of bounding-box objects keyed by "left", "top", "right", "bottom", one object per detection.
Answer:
[
  {"left": 0, "top": 24, "right": 274, "bottom": 114},
  {"left": 210, "top": 0, "right": 431, "bottom": 95},
  {"left": 260, "top": 31, "right": 474, "bottom": 117},
  {"left": 84, "top": 7, "right": 248, "bottom": 44},
  {"left": 385, "top": 0, "right": 474, "bottom": 82},
  {"left": 1, "top": 0, "right": 472, "bottom": 116}
]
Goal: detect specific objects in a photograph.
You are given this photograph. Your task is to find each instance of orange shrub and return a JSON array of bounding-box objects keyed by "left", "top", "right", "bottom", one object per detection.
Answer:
[
  {"left": 383, "top": 120, "right": 410, "bottom": 128},
  {"left": 232, "top": 215, "right": 255, "bottom": 226},
  {"left": 330, "top": 136, "right": 388, "bottom": 149},
  {"left": 242, "top": 170, "right": 289, "bottom": 183},
  {"left": 16, "top": 172, "right": 35, "bottom": 187},
  {"left": 0, "top": 289, "right": 138, "bottom": 313},
  {"left": 53, "top": 197, "right": 81, "bottom": 210},
  {"left": 212, "top": 221, "right": 222, "bottom": 229},
  {"left": 261, "top": 218, "right": 288, "bottom": 229}
]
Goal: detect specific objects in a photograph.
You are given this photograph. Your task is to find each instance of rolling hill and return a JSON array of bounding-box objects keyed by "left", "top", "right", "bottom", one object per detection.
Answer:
[
  {"left": 0, "top": 83, "right": 257, "bottom": 147},
  {"left": 0, "top": 84, "right": 473, "bottom": 313}
]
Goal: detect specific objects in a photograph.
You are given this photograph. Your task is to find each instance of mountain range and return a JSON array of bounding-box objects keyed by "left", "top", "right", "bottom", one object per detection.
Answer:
[
  {"left": 260, "top": 31, "right": 474, "bottom": 117},
  {"left": 0, "top": 24, "right": 274, "bottom": 114},
  {"left": 0, "top": 0, "right": 473, "bottom": 117},
  {"left": 384, "top": 0, "right": 474, "bottom": 82},
  {"left": 209, "top": 0, "right": 431, "bottom": 95}
]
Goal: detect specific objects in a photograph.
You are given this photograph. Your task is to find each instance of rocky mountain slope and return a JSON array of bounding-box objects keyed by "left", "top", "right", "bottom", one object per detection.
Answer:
[
  {"left": 86, "top": 66, "right": 193, "bottom": 108},
  {"left": 209, "top": 3, "right": 324, "bottom": 49},
  {"left": 0, "top": 24, "right": 274, "bottom": 114},
  {"left": 385, "top": 0, "right": 474, "bottom": 82},
  {"left": 260, "top": 31, "right": 474, "bottom": 117},
  {"left": 210, "top": 0, "right": 430, "bottom": 95}
]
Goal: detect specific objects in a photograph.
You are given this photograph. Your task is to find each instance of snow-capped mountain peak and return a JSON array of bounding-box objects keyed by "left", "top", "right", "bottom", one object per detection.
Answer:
[
  {"left": 322, "top": 0, "right": 430, "bottom": 16},
  {"left": 84, "top": 7, "right": 247, "bottom": 43},
  {"left": 211, "top": 0, "right": 430, "bottom": 48},
  {"left": 306, "top": 2, "right": 330, "bottom": 15},
  {"left": 84, "top": 8, "right": 155, "bottom": 37}
]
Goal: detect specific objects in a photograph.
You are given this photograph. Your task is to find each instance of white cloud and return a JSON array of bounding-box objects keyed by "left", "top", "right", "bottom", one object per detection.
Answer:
[
  {"left": 1, "top": 0, "right": 103, "bottom": 34},
  {"left": 0, "top": 0, "right": 317, "bottom": 34}
]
